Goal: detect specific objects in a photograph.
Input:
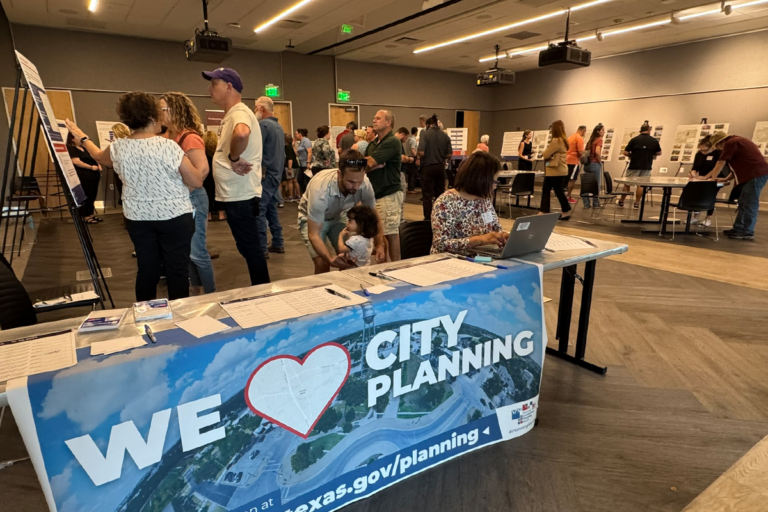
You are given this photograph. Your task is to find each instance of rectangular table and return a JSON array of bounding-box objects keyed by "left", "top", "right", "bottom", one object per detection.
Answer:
[{"left": 615, "top": 176, "right": 689, "bottom": 234}]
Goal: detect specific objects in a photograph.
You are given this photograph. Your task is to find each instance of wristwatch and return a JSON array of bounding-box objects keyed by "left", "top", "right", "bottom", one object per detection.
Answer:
[
  {"left": 80, "top": 136, "right": 89, "bottom": 145},
  {"left": 228, "top": 153, "right": 240, "bottom": 162}
]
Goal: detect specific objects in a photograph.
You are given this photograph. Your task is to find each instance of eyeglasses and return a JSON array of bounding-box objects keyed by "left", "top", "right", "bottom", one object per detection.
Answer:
[
  {"left": 342, "top": 159, "right": 368, "bottom": 167},
  {"left": 161, "top": 107, "right": 170, "bottom": 112}
]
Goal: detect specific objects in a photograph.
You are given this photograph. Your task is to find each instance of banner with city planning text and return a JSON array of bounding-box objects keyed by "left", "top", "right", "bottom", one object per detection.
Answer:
[{"left": 9, "top": 264, "right": 546, "bottom": 512}]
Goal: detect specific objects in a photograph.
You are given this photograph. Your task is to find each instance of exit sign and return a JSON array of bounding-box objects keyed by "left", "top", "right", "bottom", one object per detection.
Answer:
[
  {"left": 265, "top": 84, "right": 280, "bottom": 98},
  {"left": 340, "top": 24, "right": 353, "bottom": 34},
  {"left": 337, "top": 90, "right": 351, "bottom": 102}
]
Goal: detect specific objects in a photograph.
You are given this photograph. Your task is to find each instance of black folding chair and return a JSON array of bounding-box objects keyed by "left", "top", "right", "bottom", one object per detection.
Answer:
[
  {"left": 505, "top": 173, "right": 536, "bottom": 218},
  {"left": 0, "top": 253, "right": 37, "bottom": 330},
  {"left": 398, "top": 221, "right": 433, "bottom": 260},
  {"left": 601, "top": 171, "right": 629, "bottom": 222},
  {"left": 578, "top": 172, "right": 601, "bottom": 219},
  {"left": 715, "top": 184, "right": 742, "bottom": 225},
  {"left": 666, "top": 181, "right": 720, "bottom": 241}
]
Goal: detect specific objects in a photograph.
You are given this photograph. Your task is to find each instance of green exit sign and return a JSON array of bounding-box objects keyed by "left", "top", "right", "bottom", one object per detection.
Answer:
[
  {"left": 337, "top": 90, "right": 351, "bottom": 102},
  {"left": 340, "top": 24, "right": 353, "bottom": 34},
  {"left": 265, "top": 84, "right": 280, "bottom": 98}
]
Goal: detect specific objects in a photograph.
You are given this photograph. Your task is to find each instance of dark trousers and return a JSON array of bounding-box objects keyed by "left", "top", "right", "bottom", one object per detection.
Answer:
[
  {"left": 405, "top": 163, "right": 419, "bottom": 191},
  {"left": 421, "top": 163, "right": 447, "bottom": 220},
  {"left": 125, "top": 213, "right": 194, "bottom": 301},
  {"left": 540, "top": 175, "right": 572, "bottom": 214},
  {"left": 221, "top": 197, "right": 271, "bottom": 285},
  {"left": 76, "top": 169, "right": 100, "bottom": 217},
  {"left": 297, "top": 166, "right": 309, "bottom": 194}
]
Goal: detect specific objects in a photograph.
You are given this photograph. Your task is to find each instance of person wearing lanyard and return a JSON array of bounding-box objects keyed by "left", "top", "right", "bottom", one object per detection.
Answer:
[
  {"left": 698, "top": 131, "right": 768, "bottom": 240},
  {"left": 690, "top": 135, "right": 729, "bottom": 227}
]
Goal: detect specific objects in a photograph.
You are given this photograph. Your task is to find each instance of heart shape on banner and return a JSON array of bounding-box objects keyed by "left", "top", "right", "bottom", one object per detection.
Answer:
[{"left": 244, "top": 342, "right": 351, "bottom": 438}]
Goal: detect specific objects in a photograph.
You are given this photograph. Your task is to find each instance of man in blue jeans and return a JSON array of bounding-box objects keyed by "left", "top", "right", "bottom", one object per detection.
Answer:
[
  {"left": 701, "top": 131, "right": 768, "bottom": 240},
  {"left": 204, "top": 67, "right": 270, "bottom": 285},
  {"left": 254, "top": 96, "right": 285, "bottom": 259}
]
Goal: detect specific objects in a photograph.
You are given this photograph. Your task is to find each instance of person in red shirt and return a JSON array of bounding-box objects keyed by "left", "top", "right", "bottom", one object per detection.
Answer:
[
  {"left": 700, "top": 131, "right": 768, "bottom": 240},
  {"left": 566, "top": 125, "right": 586, "bottom": 202}
]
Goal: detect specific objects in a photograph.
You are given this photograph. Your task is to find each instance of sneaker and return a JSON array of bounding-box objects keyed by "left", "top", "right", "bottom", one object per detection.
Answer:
[
  {"left": 729, "top": 233, "right": 754, "bottom": 240},
  {"left": 583, "top": 204, "right": 591, "bottom": 209},
  {"left": 702, "top": 218, "right": 712, "bottom": 227},
  {"left": 633, "top": 203, "right": 640, "bottom": 210},
  {"left": 617, "top": 201, "right": 624, "bottom": 208},
  {"left": 268, "top": 244, "right": 285, "bottom": 254},
  {"left": 723, "top": 228, "right": 737, "bottom": 236},
  {"left": 568, "top": 198, "right": 577, "bottom": 204},
  {"left": 278, "top": 203, "right": 285, "bottom": 208}
]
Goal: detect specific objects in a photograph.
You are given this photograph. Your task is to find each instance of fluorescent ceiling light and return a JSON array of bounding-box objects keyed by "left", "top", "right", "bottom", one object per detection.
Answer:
[
  {"left": 601, "top": 19, "right": 671, "bottom": 37},
  {"left": 734, "top": 0, "right": 768, "bottom": 8},
  {"left": 88, "top": 0, "right": 98, "bottom": 12},
  {"left": 254, "top": 0, "right": 314, "bottom": 33},
  {"left": 679, "top": 8, "right": 721, "bottom": 20},
  {"left": 414, "top": 0, "right": 615, "bottom": 54}
]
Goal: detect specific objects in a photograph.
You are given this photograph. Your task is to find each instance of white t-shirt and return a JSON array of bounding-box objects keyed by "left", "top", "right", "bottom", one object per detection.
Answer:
[
  {"left": 110, "top": 137, "right": 193, "bottom": 221},
  {"left": 213, "top": 102, "right": 263, "bottom": 202},
  {"left": 345, "top": 235, "right": 374, "bottom": 267}
]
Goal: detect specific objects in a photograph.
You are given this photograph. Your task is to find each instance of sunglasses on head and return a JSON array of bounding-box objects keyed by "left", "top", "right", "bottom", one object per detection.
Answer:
[{"left": 342, "top": 159, "right": 367, "bottom": 167}]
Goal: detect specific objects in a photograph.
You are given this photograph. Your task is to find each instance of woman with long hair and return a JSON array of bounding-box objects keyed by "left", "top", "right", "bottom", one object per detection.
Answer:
[
  {"left": 518, "top": 130, "right": 534, "bottom": 171},
  {"left": 539, "top": 120, "right": 572, "bottom": 220},
  {"left": 309, "top": 125, "right": 336, "bottom": 177},
  {"left": 283, "top": 133, "right": 300, "bottom": 201},
  {"left": 583, "top": 124, "right": 605, "bottom": 208},
  {"left": 159, "top": 92, "right": 215, "bottom": 295},
  {"left": 203, "top": 130, "right": 224, "bottom": 221},
  {"left": 66, "top": 132, "right": 102, "bottom": 223},
  {"left": 66, "top": 92, "right": 203, "bottom": 301}
]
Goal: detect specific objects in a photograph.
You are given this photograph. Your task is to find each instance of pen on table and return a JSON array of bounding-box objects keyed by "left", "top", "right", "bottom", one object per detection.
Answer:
[
  {"left": 369, "top": 271, "right": 396, "bottom": 281},
  {"left": 448, "top": 252, "right": 507, "bottom": 270},
  {"left": 360, "top": 284, "right": 371, "bottom": 297},
  {"left": 144, "top": 324, "right": 157, "bottom": 343},
  {"left": 325, "top": 287, "right": 352, "bottom": 300}
]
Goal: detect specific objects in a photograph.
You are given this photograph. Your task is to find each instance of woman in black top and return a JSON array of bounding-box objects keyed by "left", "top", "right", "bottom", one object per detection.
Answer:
[
  {"left": 283, "top": 133, "right": 300, "bottom": 201},
  {"left": 66, "top": 132, "right": 102, "bottom": 223},
  {"left": 518, "top": 130, "right": 534, "bottom": 171},
  {"left": 691, "top": 137, "right": 736, "bottom": 226}
]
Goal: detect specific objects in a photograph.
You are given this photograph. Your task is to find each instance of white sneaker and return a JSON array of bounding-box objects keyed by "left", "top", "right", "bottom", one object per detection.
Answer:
[{"left": 702, "top": 218, "right": 712, "bottom": 227}]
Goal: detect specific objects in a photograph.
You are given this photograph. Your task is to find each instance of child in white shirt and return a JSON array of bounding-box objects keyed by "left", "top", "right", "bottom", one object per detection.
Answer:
[{"left": 337, "top": 205, "right": 379, "bottom": 267}]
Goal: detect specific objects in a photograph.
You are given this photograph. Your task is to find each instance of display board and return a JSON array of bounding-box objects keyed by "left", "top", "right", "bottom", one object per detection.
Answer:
[
  {"left": 15, "top": 51, "right": 85, "bottom": 205},
  {"left": 531, "top": 130, "right": 551, "bottom": 160},
  {"left": 601, "top": 127, "right": 616, "bottom": 162},
  {"left": 447, "top": 127, "right": 469, "bottom": 155},
  {"left": 752, "top": 121, "right": 768, "bottom": 158},
  {"left": 8, "top": 265, "right": 546, "bottom": 512},
  {"left": 95, "top": 121, "right": 125, "bottom": 149},
  {"left": 617, "top": 125, "right": 663, "bottom": 162},
  {"left": 205, "top": 110, "right": 225, "bottom": 135},
  {"left": 501, "top": 131, "right": 524, "bottom": 157},
  {"left": 671, "top": 123, "right": 729, "bottom": 163}
]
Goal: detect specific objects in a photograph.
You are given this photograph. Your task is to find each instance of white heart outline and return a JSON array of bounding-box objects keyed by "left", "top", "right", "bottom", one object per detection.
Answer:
[{"left": 244, "top": 342, "right": 351, "bottom": 438}]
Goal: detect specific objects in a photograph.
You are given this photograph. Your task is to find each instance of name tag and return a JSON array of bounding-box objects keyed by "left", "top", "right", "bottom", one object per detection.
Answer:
[
  {"left": 706, "top": 156, "right": 713, "bottom": 161},
  {"left": 482, "top": 211, "right": 494, "bottom": 224}
]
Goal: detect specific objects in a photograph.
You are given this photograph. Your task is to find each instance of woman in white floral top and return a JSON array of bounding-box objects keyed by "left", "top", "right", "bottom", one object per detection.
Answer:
[
  {"left": 431, "top": 152, "right": 508, "bottom": 255},
  {"left": 309, "top": 125, "right": 337, "bottom": 175}
]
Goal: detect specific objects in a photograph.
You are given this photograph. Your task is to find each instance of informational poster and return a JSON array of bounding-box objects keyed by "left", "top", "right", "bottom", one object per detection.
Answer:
[
  {"left": 446, "top": 127, "right": 468, "bottom": 155},
  {"left": 752, "top": 121, "right": 768, "bottom": 158},
  {"left": 95, "top": 121, "right": 125, "bottom": 149},
  {"left": 8, "top": 265, "right": 546, "bottom": 512},
  {"left": 601, "top": 127, "right": 616, "bottom": 162},
  {"left": 330, "top": 126, "right": 346, "bottom": 150},
  {"left": 205, "top": 110, "right": 225, "bottom": 135},
  {"left": 531, "top": 130, "right": 551, "bottom": 160},
  {"left": 671, "top": 123, "right": 729, "bottom": 163},
  {"left": 15, "top": 51, "right": 85, "bottom": 205},
  {"left": 616, "top": 125, "right": 662, "bottom": 162},
  {"left": 501, "top": 131, "right": 524, "bottom": 157}
]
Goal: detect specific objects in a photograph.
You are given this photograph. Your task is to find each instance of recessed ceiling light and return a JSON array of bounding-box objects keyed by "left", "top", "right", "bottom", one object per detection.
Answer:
[{"left": 228, "top": 22, "right": 241, "bottom": 29}]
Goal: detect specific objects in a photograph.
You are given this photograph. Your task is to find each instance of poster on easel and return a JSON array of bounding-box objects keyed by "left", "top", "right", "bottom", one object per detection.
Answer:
[
  {"left": 15, "top": 50, "right": 85, "bottom": 205},
  {"left": 95, "top": 121, "right": 125, "bottom": 149},
  {"left": 531, "top": 130, "right": 550, "bottom": 160},
  {"left": 751, "top": 121, "right": 768, "bottom": 159},
  {"left": 671, "top": 123, "right": 729, "bottom": 163},
  {"left": 446, "top": 127, "right": 468, "bottom": 155},
  {"left": 601, "top": 127, "right": 616, "bottom": 162},
  {"left": 616, "top": 125, "right": 663, "bottom": 162},
  {"left": 501, "top": 131, "right": 524, "bottom": 157}
]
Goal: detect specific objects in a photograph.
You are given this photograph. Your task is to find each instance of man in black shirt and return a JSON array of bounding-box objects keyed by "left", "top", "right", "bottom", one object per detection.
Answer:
[
  {"left": 619, "top": 123, "right": 662, "bottom": 208},
  {"left": 417, "top": 116, "right": 453, "bottom": 219}
]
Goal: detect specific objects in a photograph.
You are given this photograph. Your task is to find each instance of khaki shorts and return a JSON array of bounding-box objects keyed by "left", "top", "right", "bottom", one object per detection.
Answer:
[
  {"left": 299, "top": 216, "right": 346, "bottom": 259},
  {"left": 376, "top": 190, "right": 404, "bottom": 236},
  {"left": 626, "top": 168, "right": 651, "bottom": 178}
]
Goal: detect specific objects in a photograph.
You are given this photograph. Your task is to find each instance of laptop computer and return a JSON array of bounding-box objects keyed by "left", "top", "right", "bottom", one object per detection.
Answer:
[{"left": 474, "top": 213, "right": 560, "bottom": 259}]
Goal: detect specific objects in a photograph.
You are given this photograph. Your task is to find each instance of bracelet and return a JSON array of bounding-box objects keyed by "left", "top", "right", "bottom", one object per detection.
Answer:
[
  {"left": 80, "top": 136, "right": 90, "bottom": 145},
  {"left": 228, "top": 153, "right": 240, "bottom": 162}
]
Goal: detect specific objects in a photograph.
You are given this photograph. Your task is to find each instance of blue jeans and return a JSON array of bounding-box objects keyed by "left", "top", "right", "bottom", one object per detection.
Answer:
[
  {"left": 189, "top": 188, "right": 216, "bottom": 294},
  {"left": 583, "top": 163, "right": 602, "bottom": 207},
  {"left": 733, "top": 175, "right": 767, "bottom": 235},
  {"left": 258, "top": 177, "right": 284, "bottom": 251}
]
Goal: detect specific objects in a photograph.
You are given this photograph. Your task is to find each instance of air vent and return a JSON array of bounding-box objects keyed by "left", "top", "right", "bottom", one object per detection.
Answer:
[
  {"left": 393, "top": 37, "right": 423, "bottom": 45},
  {"left": 274, "top": 19, "right": 305, "bottom": 29},
  {"left": 505, "top": 30, "right": 540, "bottom": 40},
  {"left": 66, "top": 18, "right": 106, "bottom": 30}
]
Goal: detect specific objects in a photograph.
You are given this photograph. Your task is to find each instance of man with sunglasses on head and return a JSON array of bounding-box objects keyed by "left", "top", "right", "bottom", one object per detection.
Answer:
[{"left": 298, "top": 150, "right": 385, "bottom": 274}]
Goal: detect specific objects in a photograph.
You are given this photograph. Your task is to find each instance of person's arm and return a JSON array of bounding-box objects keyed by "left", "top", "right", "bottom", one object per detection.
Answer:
[
  {"left": 229, "top": 123, "right": 250, "bottom": 161},
  {"left": 417, "top": 136, "right": 426, "bottom": 159},
  {"left": 186, "top": 147, "right": 209, "bottom": 181},
  {"left": 717, "top": 170, "right": 735, "bottom": 183},
  {"left": 518, "top": 141, "right": 528, "bottom": 160},
  {"left": 306, "top": 146, "right": 313, "bottom": 167},
  {"left": 577, "top": 137, "right": 584, "bottom": 155},
  {"left": 430, "top": 199, "right": 505, "bottom": 254},
  {"left": 337, "top": 228, "right": 350, "bottom": 255},
  {"left": 542, "top": 139, "right": 560, "bottom": 161},
  {"left": 701, "top": 160, "right": 726, "bottom": 181},
  {"left": 366, "top": 138, "right": 398, "bottom": 172},
  {"left": 64, "top": 119, "right": 113, "bottom": 167},
  {"left": 622, "top": 139, "right": 632, "bottom": 158},
  {"left": 307, "top": 219, "right": 356, "bottom": 269},
  {"left": 179, "top": 155, "right": 204, "bottom": 188},
  {"left": 70, "top": 157, "right": 99, "bottom": 171}
]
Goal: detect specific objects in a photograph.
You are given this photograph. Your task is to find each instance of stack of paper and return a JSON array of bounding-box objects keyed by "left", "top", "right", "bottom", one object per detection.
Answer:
[
  {"left": 0, "top": 330, "right": 77, "bottom": 382},
  {"left": 79, "top": 308, "right": 129, "bottom": 332},
  {"left": 176, "top": 316, "right": 231, "bottom": 338},
  {"left": 220, "top": 284, "right": 366, "bottom": 329},
  {"left": 90, "top": 336, "right": 147, "bottom": 356},
  {"left": 382, "top": 258, "right": 493, "bottom": 287},
  {"left": 545, "top": 233, "right": 595, "bottom": 252}
]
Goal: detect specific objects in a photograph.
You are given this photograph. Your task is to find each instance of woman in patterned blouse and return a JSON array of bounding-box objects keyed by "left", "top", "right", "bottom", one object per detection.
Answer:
[
  {"left": 309, "top": 125, "right": 337, "bottom": 176},
  {"left": 431, "top": 152, "right": 508, "bottom": 255}
]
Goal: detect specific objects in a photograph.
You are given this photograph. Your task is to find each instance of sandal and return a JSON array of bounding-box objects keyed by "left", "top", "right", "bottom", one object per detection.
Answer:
[{"left": 84, "top": 217, "right": 99, "bottom": 224}]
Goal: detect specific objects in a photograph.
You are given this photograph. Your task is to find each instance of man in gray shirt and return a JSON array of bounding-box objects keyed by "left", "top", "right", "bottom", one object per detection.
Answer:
[
  {"left": 254, "top": 96, "right": 285, "bottom": 258},
  {"left": 298, "top": 152, "right": 385, "bottom": 274},
  {"left": 417, "top": 115, "right": 453, "bottom": 219},
  {"left": 339, "top": 121, "right": 357, "bottom": 153}
]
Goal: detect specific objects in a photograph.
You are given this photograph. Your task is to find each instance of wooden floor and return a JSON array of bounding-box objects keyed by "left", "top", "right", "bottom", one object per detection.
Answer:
[{"left": 2, "top": 199, "right": 768, "bottom": 511}]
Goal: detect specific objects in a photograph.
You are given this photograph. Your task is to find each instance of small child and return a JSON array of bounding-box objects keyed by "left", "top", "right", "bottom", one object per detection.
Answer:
[{"left": 338, "top": 205, "right": 379, "bottom": 267}]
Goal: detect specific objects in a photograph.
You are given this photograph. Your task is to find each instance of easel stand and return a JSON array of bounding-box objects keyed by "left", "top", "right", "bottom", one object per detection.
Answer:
[{"left": 0, "top": 66, "right": 113, "bottom": 309}]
